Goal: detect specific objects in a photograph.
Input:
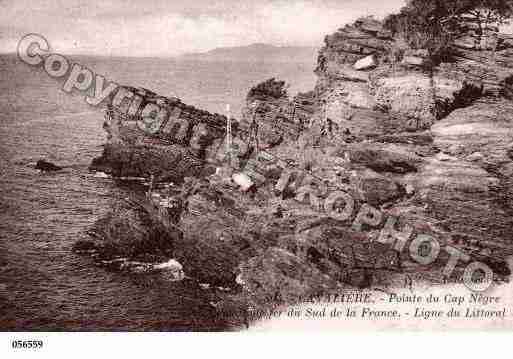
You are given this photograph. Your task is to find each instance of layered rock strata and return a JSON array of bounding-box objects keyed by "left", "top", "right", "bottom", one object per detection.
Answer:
[{"left": 82, "top": 15, "right": 513, "bottom": 327}]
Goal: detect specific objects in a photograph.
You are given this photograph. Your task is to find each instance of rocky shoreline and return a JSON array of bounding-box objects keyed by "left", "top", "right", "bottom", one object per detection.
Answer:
[{"left": 77, "top": 14, "right": 513, "bottom": 328}]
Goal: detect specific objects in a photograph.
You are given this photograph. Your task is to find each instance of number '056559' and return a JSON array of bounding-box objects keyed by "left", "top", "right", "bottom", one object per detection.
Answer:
[{"left": 11, "top": 340, "right": 43, "bottom": 349}]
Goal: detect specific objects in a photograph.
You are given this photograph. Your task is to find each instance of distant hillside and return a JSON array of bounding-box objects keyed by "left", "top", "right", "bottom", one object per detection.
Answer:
[{"left": 178, "top": 43, "right": 319, "bottom": 63}]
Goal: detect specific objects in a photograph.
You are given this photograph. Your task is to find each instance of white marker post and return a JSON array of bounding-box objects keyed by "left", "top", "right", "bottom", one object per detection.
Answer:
[{"left": 225, "top": 104, "right": 232, "bottom": 167}]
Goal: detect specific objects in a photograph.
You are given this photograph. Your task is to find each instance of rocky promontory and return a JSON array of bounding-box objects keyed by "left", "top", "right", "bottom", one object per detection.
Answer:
[{"left": 79, "top": 7, "right": 513, "bottom": 329}]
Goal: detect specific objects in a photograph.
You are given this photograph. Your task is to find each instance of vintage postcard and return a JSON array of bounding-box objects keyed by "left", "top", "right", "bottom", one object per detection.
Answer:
[{"left": 1, "top": 0, "right": 513, "bottom": 345}]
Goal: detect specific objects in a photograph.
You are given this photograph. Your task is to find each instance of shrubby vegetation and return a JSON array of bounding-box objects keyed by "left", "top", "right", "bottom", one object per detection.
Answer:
[
  {"left": 247, "top": 78, "right": 288, "bottom": 101},
  {"left": 384, "top": 0, "right": 513, "bottom": 60}
]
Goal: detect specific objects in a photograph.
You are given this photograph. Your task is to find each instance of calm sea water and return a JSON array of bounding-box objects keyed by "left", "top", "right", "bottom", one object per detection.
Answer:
[{"left": 0, "top": 54, "right": 316, "bottom": 331}]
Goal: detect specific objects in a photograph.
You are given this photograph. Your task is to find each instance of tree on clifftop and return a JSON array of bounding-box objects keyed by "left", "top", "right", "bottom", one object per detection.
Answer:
[{"left": 384, "top": 0, "right": 513, "bottom": 59}]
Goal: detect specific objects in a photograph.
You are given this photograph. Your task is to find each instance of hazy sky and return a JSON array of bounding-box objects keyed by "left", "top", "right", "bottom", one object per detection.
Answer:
[{"left": 0, "top": 0, "right": 408, "bottom": 56}]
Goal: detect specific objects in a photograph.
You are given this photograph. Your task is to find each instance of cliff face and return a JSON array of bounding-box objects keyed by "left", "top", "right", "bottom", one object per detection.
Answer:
[
  {"left": 314, "top": 17, "right": 513, "bottom": 137},
  {"left": 308, "top": 16, "right": 513, "bottom": 275},
  {"left": 90, "top": 86, "right": 231, "bottom": 181},
  {"left": 83, "top": 15, "right": 513, "bottom": 325},
  {"left": 226, "top": 17, "right": 513, "bottom": 307}
]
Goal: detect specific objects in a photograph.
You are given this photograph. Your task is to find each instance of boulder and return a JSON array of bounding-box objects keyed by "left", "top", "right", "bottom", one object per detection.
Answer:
[
  {"left": 353, "top": 54, "right": 377, "bottom": 70},
  {"left": 232, "top": 172, "right": 255, "bottom": 192},
  {"left": 351, "top": 168, "right": 404, "bottom": 206},
  {"left": 35, "top": 159, "right": 62, "bottom": 172}
]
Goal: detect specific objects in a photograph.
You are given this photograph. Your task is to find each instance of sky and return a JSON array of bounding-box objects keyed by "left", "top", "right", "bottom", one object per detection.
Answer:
[{"left": 0, "top": 0, "right": 408, "bottom": 56}]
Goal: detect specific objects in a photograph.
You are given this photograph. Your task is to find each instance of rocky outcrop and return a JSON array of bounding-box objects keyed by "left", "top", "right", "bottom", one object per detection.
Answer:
[
  {"left": 75, "top": 198, "right": 175, "bottom": 263},
  {"left": 370, "top": 72, "right": 467, "bottom": 128},
  {"left": 81, "top": 14, "right": 513, "bottom": 329},
  {"left": 35, "top": 159, "right": 63, "bottom": 172},
  {"left": 305, "top": 16, "right": 513, "bottom": 287},
  {"left": 239, "top": 83, "right": 316, "bottom": 150},
  {"left": 345, "top": 142, "right": 423, "bottom": 174},
  {"left": 415, "top": 99, "right": 513, "bottom": 245},
  {"left": 90, "top": 142, "right": 205, "bottom": 182},
  {"left": 90, "top": 86, "right": 231, "bottom": 179},
  {"left": 315, "top": 16, "right": 392, "bottom": 85},
  {"left": 90, "top": 143, "right": 204, "bottom": 183},
  {"left": 454, "top": 16, "right": 509, "bottom": 52},
  {"left": 313, "top": 16, "right": 513, "bottom": 145},
  {"left": 431, "top": 99, "right": 513, "bottom": 165},
  {"left": 238, "top": 247, "right": 339, "bottom": 307}
]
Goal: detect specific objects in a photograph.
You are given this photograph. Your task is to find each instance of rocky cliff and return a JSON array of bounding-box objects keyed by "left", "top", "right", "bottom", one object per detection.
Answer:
[
  {"left": 90, "top": 86, "right": 232, "bottom": 181},
  {"left": 81, "top": 15, "right": 513, "bottom": 328}
]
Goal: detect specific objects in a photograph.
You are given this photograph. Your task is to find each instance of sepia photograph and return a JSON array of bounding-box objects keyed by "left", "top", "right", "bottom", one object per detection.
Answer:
[{"left": 1, "top": 0, "right": 513, "bottom": 350}]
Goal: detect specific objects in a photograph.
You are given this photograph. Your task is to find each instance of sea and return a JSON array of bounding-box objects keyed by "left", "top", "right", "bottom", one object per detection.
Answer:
[{"left": 0, "top": 53, "right": 316, "bottom": 331}]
